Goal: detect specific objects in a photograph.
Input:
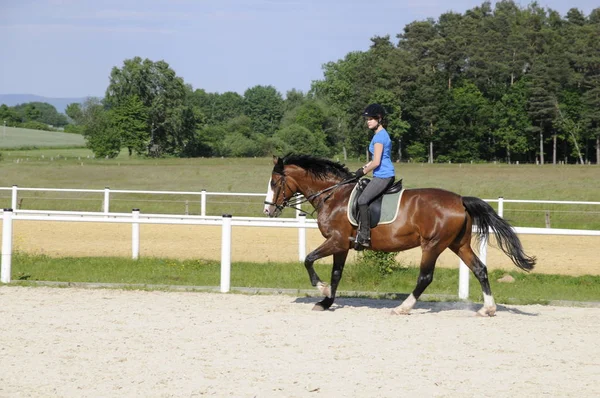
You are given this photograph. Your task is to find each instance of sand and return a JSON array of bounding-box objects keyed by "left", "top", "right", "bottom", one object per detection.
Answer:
[{"left": 0, "top": 286, "right": 599, "bottom": 397}]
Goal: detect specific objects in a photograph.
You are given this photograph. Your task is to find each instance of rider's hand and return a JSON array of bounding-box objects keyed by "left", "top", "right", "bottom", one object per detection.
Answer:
[{"left": 354, "top": 167, "right": 365, "bottom": 179}]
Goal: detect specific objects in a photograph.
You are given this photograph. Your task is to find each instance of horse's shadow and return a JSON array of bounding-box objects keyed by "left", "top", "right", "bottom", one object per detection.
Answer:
[{"left": 293, "top": 295, "right": 539, "bottom": 316}]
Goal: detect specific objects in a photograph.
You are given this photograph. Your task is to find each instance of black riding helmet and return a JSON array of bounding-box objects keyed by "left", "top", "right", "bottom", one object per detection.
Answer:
[{"left": 362, "top": 103, "right": 386, "bottom": 119}]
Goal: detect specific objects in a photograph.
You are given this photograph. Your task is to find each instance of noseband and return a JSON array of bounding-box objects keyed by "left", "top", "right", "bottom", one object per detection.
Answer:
[{"left": 263, "top": 173, "right": 302, "bottom": 213}]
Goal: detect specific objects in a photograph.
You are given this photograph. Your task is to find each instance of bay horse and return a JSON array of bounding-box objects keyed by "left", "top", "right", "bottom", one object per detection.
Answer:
[{"left": 263, "top": 154, "right": 536, "bottom": 316}]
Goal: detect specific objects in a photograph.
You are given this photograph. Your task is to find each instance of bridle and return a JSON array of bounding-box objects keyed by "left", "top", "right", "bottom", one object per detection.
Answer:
[{"left": 264, "top": 172, "right": 357, "bottom": 216}]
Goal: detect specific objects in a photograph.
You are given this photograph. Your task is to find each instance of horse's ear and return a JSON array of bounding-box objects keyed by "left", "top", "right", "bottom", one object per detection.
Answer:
[{"left": 273, "top": 156, "right": 284, "bottom": 174}]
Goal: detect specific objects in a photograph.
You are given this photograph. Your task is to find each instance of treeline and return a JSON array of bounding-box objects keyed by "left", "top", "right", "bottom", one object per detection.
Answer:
[
  {"left": 0, "top": 102, "right": 69, "bottom": 131},
  {"left": 314, "top": 1, "right": 600, "bottom": 164},
  {"left": 4, "top": 1, "right": 600, "bottom": 164}
]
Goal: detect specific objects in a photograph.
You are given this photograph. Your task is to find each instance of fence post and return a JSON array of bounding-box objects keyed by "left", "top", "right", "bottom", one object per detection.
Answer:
[
  {"left": 103, "top": 187, "right": 110, "bottom": 214},
  {"left": 201, "top": 190, "right": 206, "bottom": 217},
  {"left": 498, "top": 197, "right": 504, "bottom": 218},
  {"left": 220, "top": 214, "right": 232, "bottom": 293},
  {"left": 1, "top": 209, "right": 14, "bottom": 283},
  {"left": 11, "top": 185, "right": 17, "bottom": 210},
  {"left": 298, "top": 212, "right": 306, "bottom": 262},
  {"left": 132, "top": 208, "right": 140, "bottom": 260}
]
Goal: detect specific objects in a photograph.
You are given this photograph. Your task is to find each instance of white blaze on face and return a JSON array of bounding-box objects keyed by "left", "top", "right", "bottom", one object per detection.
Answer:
[{"left": 263, "top": 178, "right": 275, "bottom": 215}]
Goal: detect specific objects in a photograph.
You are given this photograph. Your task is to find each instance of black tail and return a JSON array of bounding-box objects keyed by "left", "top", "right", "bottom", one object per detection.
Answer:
[{"left": 462, "top": 196, "right": 536, "bottom": 271}]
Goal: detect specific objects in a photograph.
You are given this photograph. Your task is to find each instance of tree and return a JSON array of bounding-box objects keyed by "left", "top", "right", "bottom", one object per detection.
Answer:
[
  {"left": 12, "top": 102, "right": 68, "bottom": 127},
  {"left": 243, "top": 85, "right": 284, "bottom": 136},
  {"left": 0, "top": 104, "right": 21, "bottom": 125},
  {"left": 273, "top": 124, "right": 329, "bottom": 156},
  {"left": 491, "top": 81, "right": 531, "bottom": 162},
  {"left": 65, "top": 103, "right": 83, "bottom": 124},
  {"left": 311, "top": 51, "right": 370, "bottom": 159},
  {"left": 438, "top": 82, "right": 492, "bottom": 162},
  {"left": 110, "top": 95, "right": 149, "bottom": 156},
  {"left": 105, "top": 57, "right": 199, "bottom": 157},
  {"left": 80, "top": 98, "right": 121, "bottom": 158}
]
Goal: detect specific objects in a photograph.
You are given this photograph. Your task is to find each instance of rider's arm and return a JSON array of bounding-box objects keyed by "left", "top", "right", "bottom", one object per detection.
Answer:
[{"left": 363, "top": 143, "right": 383, "bottom": 174}]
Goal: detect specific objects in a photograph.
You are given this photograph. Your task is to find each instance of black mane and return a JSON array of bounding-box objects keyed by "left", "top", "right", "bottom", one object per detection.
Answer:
[{"left": 281, "top": 154, "right": 352, "bottom": 180}]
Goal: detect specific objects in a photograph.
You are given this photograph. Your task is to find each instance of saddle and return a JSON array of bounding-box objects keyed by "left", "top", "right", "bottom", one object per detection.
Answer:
[{"left": 348, "top": 178, "right": 404, "bottom": 228}]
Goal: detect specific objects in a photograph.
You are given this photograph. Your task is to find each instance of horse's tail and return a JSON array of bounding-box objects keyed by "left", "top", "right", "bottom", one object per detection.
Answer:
[{"left": 462, "top": 196, "right": 536, "bottom": 272}]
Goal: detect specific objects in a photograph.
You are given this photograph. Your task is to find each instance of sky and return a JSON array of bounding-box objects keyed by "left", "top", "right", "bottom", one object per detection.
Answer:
[{"left": 1, "top": 0, "right": 598, "bottom": 99}]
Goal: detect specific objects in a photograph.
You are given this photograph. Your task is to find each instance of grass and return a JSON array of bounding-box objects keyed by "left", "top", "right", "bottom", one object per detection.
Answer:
[
  {"left": 0, "top": 126, "right": 85, "bottom": 149},
  {"left": 1, "top": 148, "right": 599, "bottom": 226},
  {"left": 10, "top": 253, "right": 600, "bottom": 304}
]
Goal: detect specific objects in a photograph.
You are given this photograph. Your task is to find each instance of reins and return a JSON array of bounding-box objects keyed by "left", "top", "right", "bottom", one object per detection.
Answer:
[{"left": 264, "top": 175, "right": 358, "bottom": 216}]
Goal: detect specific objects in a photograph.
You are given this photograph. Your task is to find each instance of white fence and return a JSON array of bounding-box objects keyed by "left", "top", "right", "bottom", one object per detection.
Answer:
[
  {"left": 0, "top": 208, "right": 318, "bottom": 291},
  {"left": 3, "top": 185, "right": 600, "bottom": 219},
  {"left": 0, "top": 185, "right": 265, "bottom": 216},
  {"left": 2, "top": 186, "right": 600, "bottom": 299}
]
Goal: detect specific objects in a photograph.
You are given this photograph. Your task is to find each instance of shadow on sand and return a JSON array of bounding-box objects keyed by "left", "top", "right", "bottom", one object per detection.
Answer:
[{"left": 293, "top": 295, "right": 540, "bottom": 316}]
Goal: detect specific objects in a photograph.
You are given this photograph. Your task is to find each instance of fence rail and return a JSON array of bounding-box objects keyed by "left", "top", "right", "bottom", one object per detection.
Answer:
[{"left": 2, "top": 185, "right": 600, "bottom": 221}]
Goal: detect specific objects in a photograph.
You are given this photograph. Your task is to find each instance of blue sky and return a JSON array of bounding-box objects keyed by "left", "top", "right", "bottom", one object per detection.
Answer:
[{"left": 1, "top": 0, "right": 598, "bottom": 98}]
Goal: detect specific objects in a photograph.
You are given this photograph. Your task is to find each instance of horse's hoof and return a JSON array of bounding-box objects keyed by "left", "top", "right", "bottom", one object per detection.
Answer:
[
  {"left": 391, "top": 308, "right": 410, "bottom": 316},
  {"left": 312, "top": 303, "right": 326, "bottom": 311},
  {"left": 476, "top": 308, "right": 496, "bottom": 317}
]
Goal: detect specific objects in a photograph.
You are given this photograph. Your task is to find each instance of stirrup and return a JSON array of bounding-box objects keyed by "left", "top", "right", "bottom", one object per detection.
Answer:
[
  {"left": 356, "top": 238, "right": 371, "bottom": 247},
  {"left": 352, "top": 233, "right": 371, "bottom": 250}
]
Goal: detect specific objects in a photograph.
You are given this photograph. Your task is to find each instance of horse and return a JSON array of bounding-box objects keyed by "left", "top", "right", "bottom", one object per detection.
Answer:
[{"left": 263, "top": 154, "right": 536, "bottom": 316}]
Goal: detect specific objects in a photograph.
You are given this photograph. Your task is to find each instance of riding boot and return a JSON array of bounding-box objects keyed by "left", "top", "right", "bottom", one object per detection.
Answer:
[{"left": 356, "top": 204, "right": 371, "bottom": 247}]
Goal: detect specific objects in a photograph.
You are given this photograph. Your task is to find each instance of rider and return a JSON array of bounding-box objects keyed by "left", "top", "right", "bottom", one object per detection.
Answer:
[{"left": 354, "top": 103, "right": 395, "bottom": 247}]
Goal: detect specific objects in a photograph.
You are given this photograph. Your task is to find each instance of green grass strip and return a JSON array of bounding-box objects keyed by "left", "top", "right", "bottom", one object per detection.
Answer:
[{"left": 8, "top": 253, "right": 600, "bottom": 305}]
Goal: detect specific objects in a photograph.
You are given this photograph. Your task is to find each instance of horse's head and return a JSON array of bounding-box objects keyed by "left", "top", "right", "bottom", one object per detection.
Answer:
[
  {"left": 263, "top": 154, "right": 354, "bottom": 217},
  {"left": 263, "top": 156, "right": 297, "bottom": 217}
]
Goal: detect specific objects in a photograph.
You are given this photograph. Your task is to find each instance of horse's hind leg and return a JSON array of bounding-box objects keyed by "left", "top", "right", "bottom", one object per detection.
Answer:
[
  {"left": 450, "top": 242, "right": 496, "bottom": 317},
  {"left": 392, "top": 249, "right": 441, "bottom": 315}
]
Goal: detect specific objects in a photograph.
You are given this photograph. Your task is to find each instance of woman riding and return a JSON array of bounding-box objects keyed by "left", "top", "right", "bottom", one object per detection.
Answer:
[{"left": 353, "top": 103, "right": 395, "bottom": 247}]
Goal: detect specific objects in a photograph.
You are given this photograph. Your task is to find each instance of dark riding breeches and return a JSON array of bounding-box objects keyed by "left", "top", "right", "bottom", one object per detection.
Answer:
[{"left": 357, "top": 176, "right": 395, "bottom": 207}]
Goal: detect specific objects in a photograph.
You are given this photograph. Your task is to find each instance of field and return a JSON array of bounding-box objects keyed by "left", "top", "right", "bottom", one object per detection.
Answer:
[{"left": 0, "top": 126, "right": 85, "bottom": 149}]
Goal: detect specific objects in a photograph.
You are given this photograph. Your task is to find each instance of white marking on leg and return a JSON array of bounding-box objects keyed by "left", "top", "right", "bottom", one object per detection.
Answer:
[
  {"left": 477, "top": 293, "right": 497, "bottom": 317},
  {"left": 263, "top": 179, "right": 274, "bottom": 215},
  {"left": 392, "top": 293, "right": 416, "bottom": 315},
  {"left": 317, "top": 282, "right": 331, "bottom": 298}
]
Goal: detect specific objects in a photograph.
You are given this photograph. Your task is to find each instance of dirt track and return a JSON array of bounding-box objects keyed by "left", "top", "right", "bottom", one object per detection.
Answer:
[
  {"left": 0, "top": 287, "right": 599, "bottom": 397},
  {"left": 6, "top": 221, "right": 600, "bottom": 276}
]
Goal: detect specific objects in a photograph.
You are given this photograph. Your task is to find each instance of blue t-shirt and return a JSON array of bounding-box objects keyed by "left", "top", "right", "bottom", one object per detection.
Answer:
[{"left": 369, "top": 129, "right": 395, "bottom": 178}]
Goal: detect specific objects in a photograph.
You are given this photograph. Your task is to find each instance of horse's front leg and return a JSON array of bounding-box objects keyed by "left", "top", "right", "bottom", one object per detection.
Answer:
[
  {"left": 313, "top": 251, "right": 349, "bottom": 311},
  {"left": 303, "top": 238, "right": 348, "bottom": 310}
]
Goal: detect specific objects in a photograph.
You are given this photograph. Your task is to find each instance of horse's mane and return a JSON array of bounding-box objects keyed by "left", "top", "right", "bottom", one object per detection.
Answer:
[{"left": 281, "top": 154, "right": 352, "bottom": 180}]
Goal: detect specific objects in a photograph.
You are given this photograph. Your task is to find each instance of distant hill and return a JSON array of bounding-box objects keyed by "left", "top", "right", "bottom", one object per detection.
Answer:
[{"left": 0, "top": 94, "right": 90, "bottom": 114}]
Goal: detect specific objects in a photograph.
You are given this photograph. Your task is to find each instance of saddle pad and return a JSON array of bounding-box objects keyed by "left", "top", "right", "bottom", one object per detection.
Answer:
[{"left": 347, "top": 187, "right": 405, "bottom": 227}]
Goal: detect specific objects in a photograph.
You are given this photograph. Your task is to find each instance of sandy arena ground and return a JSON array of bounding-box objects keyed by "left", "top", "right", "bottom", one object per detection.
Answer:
[
  {"left": 6, "top": 221, "right": 600, "bottom": 276},
  {"left": 0, "top": 286, "right": 599, "bottom": 397}
]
